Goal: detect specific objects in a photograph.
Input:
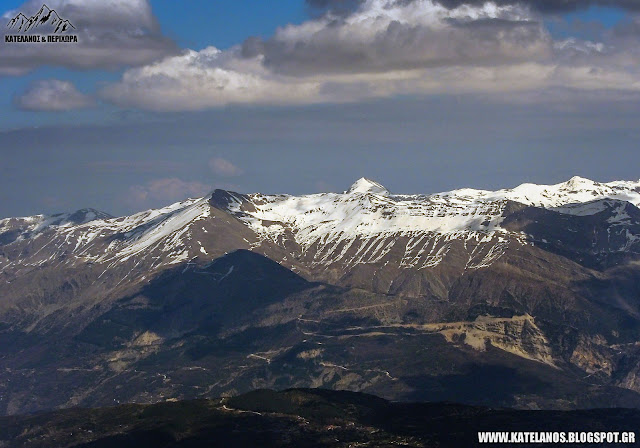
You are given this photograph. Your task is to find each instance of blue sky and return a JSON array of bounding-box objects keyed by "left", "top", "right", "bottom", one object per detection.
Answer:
[
  {"left": 152, "top": 0, "right": 307, "bottom": 50},
  {"left": 1, "top": 0, "right": 639, "bottom": 217}
]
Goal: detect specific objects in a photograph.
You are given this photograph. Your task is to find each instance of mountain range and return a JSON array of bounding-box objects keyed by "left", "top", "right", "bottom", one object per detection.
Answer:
[{"left": 1, "top": 176, "right": 640, "bottom": 415}]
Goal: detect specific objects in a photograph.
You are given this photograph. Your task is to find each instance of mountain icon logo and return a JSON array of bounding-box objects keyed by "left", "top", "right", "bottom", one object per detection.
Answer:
[{"left": 7, "top": 4, "right": 76, "bottom": 34}]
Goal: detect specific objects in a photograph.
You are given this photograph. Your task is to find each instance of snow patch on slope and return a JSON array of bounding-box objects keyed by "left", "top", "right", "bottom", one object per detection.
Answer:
[
  {"left": 0, "top": 208, "right": 112, "bottom": 241},
  {"left": 103, "top": 197, "right": 211, "bottom": 263}
]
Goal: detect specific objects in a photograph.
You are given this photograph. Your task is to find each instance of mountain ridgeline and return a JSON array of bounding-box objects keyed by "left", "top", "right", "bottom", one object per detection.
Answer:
[{"left": 1, "top": 177, "right": 640, "bottom": 415}]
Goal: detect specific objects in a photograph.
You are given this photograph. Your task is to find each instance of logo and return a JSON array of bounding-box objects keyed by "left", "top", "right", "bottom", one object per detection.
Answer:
[{"left": 5, "top": 4, "right": 78, "bottom": 43}]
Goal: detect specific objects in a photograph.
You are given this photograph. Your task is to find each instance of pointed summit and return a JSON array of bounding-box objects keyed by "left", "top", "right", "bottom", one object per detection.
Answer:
[
  {"left": 563, "top": 176, "right": 596, "bottom": 189},
  {"left": 346, "top": 178, "right": 389, "bottom": 195}
]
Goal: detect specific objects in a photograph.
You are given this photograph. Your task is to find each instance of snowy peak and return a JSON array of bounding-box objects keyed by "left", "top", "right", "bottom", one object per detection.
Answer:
[
  {"left": 0, "top": 208, "right": 113, "bottom": 247},
  {"left": 494, "top": 177, "right": 640, "bottom": 208},
  {"left": 563, "top": 176, "right": 596, "bottom": 189},
  {"left": 347, "top": 178, "right": 389, "bottom": 196},
  {"left": 66, "top": 208, "right": 113, "bottom": 225},
  {"left": 0, "top": 208, "right": 111, "bottom": 233}
]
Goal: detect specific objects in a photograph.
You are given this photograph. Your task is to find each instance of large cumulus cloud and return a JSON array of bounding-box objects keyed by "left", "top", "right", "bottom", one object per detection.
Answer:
[
  {"left": 244, "top": 1, "right": 551, "bottom": 75},
  {"left": 100, "top": 0, "right": 640, "bottom": 111},
  {"left": 99, "top": 47, "right": 323, "bottom": 111}
]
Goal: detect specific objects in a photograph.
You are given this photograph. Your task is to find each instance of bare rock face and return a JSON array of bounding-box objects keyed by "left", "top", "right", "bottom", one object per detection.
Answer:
[
  {"left": 569, "top": 335, "right": 615, "bottom": 377},
  {"left": 2, "top": 177, "right": 640, "bottom": 415},
  {"left": 432, "top": 315, "right": 556, "bottom": 366}
]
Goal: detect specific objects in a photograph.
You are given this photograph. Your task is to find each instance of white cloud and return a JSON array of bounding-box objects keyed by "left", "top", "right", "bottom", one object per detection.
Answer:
[
  {"left": 124, "top": 178, "right": 210, "bottom": 209},
  {"left": 15, "top": 79, "right": 95, "bottom": 111},
  {"left": 99, "top": 47, "right": 322, "bottom": 111},
  {"left": 209, "top": 157, "right": 244, "bottom": 177},
  {"left": 0, "top": 0, "right": 177, "bottom": 75},
  {"left": 253, "top": 0, "right": 550, "bottom": 75},
  {"left": 99, "top": 0, "right": 640, "bottom": 111}
]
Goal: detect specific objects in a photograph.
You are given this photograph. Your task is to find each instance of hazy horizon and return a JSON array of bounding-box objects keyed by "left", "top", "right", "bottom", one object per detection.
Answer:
[{"left": 2, "top": 0, "right": 640, "bottom": 218}]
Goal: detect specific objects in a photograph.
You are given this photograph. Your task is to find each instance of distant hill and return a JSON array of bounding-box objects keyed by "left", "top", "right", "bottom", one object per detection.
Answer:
[{"left": 1, "top": 389, "right": 639, "bottom": 447}]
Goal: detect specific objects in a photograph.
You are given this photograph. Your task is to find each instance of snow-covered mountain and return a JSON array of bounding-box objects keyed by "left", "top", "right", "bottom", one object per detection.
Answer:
[
  {"left": 3, "top": 176, "right": 640, "bottom": 415},
  {"left": 231, "top": 176, "right": 640, "bottom": 239},
  {"left": 2, "top": 176, "right": 640, "bottom": 279}
]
